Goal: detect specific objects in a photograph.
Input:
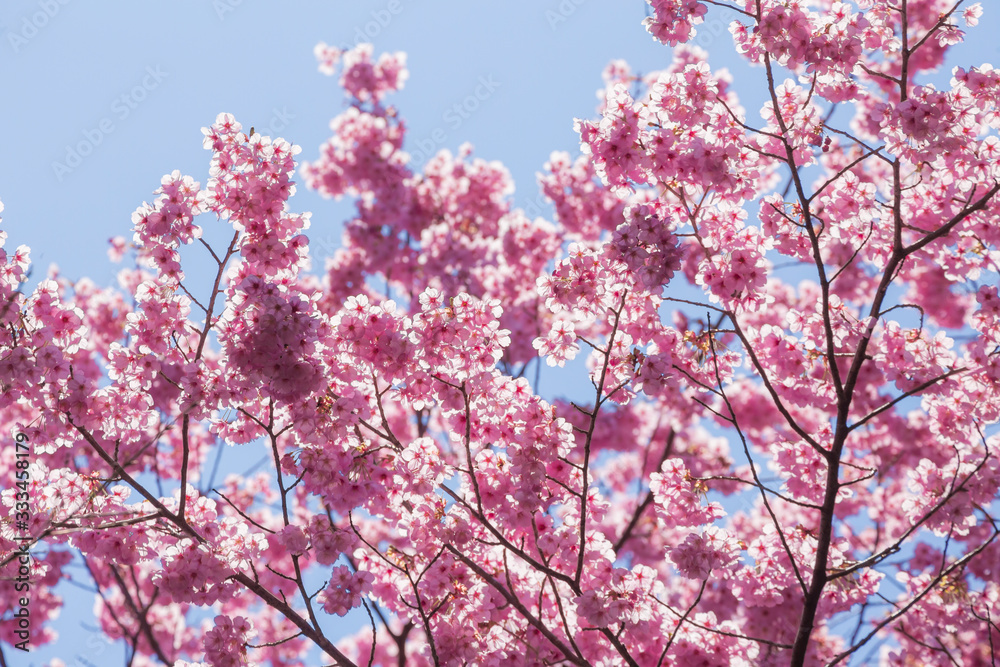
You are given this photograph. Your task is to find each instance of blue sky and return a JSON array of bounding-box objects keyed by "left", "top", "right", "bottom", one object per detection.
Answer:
[
  {"left": 3, "top": 1, "right": 1000, "bottom": 665},
  {"left": 2, "top": 0, "right": 697, "bottom": 288}
]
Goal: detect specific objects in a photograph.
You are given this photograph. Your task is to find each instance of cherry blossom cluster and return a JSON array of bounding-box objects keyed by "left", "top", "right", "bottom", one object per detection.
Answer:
[
  {"left": 607, "top": 201, "right": 683, "bottom": 290},
  {"left": 318, "top": 566, "right": 374, "bottom": 616},
  {"left": 202, "top": 615, "right": 255, "bottom": 667},
  {"left": 577, "top": 62, "right": 767, "bottom": 201},
  {"left": 201, "top": 113, "right": 309, "bottom": 278},
  {"left": 730, "top": 1, "right": 881, "bottom": 101},
  {"left": 643, "top": 0, "right": 708, "bottom": 46},
  {"left": 222, "top": 278, "right": 326, "bottom": 403},
  {"left": 131, "top": 172, "right": 203, "bottom": 284},
  {"left": 313, "top": 41, "right": 408, "bottom": 106}
]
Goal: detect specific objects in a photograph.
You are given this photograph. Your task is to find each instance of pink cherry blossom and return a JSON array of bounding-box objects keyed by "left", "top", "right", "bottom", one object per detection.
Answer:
[{"left": 3, "top": 5, "right": 1000, "bottom": 666}]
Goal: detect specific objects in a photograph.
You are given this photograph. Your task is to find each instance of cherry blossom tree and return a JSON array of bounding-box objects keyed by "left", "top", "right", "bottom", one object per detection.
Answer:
[{"left": 3, "top": 1, "right": 1000, "bottom": 665}]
